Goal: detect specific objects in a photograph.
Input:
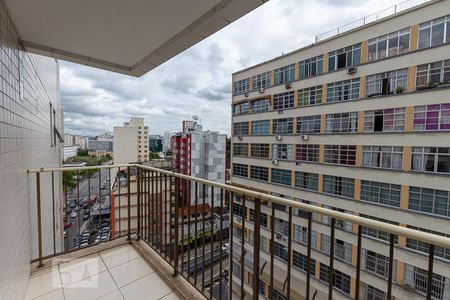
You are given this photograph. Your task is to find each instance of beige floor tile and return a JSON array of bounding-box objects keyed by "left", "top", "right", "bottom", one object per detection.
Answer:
[
  {"left": 96, "top": 289, "right": 124, "bottom": 300},
  {"left": 120, "top": 273, "right": 173, "bottom": 300},
  {"left": 109, "top": 257, "right": 154, "bottom": 288},
  {"left": 31, "top": 288, "right": 64, "bottom": 300},
  {"left": 100, "top": 245, "right": 140, "bottom": 269},
  {"left": 60, "top": 254, "right": 107, "bottom": 286},
  {"left": 158, "top": 292, "right": 181, "bottom": 300},
  {"left": 25, "top": 269, "right": 62, "bottom": 300},
  {"left": 64, "top": 271, "right": 117, "bottom": 300}
]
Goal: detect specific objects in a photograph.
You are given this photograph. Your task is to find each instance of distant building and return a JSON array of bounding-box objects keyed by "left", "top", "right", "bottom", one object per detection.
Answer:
[
  {"left": 63, "top": 146, "right": 79, "bottom": 160},
  {"left": 172, "top": 120, "right": 226, "bottom": 206},
  {"left": 149, "top": 135, "right": 164, "bottom": 152},
  {"left": 113, "top": 117, "right": 149, "bottom": 164},
  {"left": 163, "top": 131, "right": 174, "bottom": 152},
  {"left": 96, "top": 133, "right": 114, "bottom": 142},
  {"left": 89, "top": 140, "right": 113, "bottom": 152},
  {"left": 64, "top": 134, "right": 87, "bottom": 149},
  {"left": 88, "top": 150, "right": 113, "bottom": 159}
]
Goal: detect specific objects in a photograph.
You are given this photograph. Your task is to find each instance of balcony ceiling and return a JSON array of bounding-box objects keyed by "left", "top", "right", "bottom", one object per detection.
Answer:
[{"left": 4, "top": 0, "right": 266, "bottom": 77}]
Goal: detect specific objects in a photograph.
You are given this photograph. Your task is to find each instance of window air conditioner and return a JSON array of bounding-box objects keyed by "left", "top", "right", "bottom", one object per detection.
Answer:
[
  {"left": 272, "top": 160, "right": 279, "bottom": 165},
  {"left": 285, "top": 82, "right": 292, "bottom": 89},
  {"left": 278, "top": 110, "right": 284, "bottom": 115},
  {"left": 276, "top": 135, "right": 282, "bottom": 141},
  {"left": 237, "top": 135, "right": 243, "bottom": 140},
  {"left": 301, "top": 135, "right": 309, "bottom": 141},
  {"left": 347, "top": 66, "right": 357, "bottom": 74},
  {"left": 259, "top": 88, "right": 265, "bottom": 93},
  {"left": 244, "top": 92, "right": 249, "bottom": 97}
]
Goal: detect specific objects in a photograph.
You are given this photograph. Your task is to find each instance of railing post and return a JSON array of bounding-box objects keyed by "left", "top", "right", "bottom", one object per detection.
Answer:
[
  {"left": 306, "top": 212, "right": 312, "bottom": 300},
  {"left": 252, "top": 199, "right": 261, "bottom": 300},
  {"left": 174, "top": 177, "right": 180, "bottom": 277},
  {"left": 426, "top": 244, "right": 435, "bottom": 300},
  {"left": 387, "top": 233, "right": 395, "bottom": 299},
  {"left": 36, "top": 172, "right": 43, "bottom": 268},
  {"left": 136, "top": 166, "right": 141, "bottom": 240},
  {"left": 355, "top": 225, "right": 362, "bottom": 300},
  {"left": 328, "top": 218, "right": 336, "bottom": 300},
  {"left": 127, "top": 166, "right": 131, "bottom": 242}
]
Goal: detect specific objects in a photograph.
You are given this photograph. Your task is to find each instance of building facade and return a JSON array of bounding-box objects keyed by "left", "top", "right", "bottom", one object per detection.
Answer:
[
  {"left": 149, "top": 134, "right": 164, "bottom": 152},
  {"left": 231, "top": 1, "right": 450, "bottom": 299},
  {"left": 113, "top": 117, "right": 149, "bottom": 164},
  {"left": 0, "top": 1, "right": 64, "bottom": 298},
  {"left": 63, "top": 145, "right": 79, "bottom": 160}
]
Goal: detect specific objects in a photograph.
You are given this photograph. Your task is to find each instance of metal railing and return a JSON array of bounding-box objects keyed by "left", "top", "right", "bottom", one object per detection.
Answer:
[
  {"left": 315, "top": 0, "right": 431, "bottom": 42},
  {"left": 28, "top": 163, "right": 450, "bottom": 300}
]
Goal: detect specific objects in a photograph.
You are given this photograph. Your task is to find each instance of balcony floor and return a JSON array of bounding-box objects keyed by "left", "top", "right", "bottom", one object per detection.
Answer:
[{"left": 25, "top": 244, "right": 181, "bottom": 300}]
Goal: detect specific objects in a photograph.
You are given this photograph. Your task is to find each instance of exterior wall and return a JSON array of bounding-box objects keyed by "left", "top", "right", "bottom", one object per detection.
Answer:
[
  {"left": 88, "top": 140, "right": 113, "bottom": 151},
  {"left": 63, "top": 146, "right": 79, "bottom": 160},
  {"left": 0, "top": 1, "right": 63, "bottom": 299},
  {"left": 230, "top": 1, "right": 450, "bottom": 299},
  {"left": 113, "top": 126, "right": 138, "bottom": 164}
]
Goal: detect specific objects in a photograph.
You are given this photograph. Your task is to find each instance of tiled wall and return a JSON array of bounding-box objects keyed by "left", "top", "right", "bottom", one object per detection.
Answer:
[{"left": 0, "top": 1, "right": 63, "bottom": 299}]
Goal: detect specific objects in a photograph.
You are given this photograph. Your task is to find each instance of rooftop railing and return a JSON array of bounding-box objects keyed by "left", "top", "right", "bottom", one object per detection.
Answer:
[
  {"left": 315, "top": 0, "right": 431, "bottom": 42},
  {"left": 28, "top": 163, "right": 450, "bottom": 300}
]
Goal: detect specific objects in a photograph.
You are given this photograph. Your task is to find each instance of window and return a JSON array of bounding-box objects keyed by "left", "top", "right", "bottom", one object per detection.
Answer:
[
  {"left": 413, "top": 103, "right": 450, "bottom": 131},
  {"left": 232, "top": 163, "right": 248, "bottom": 177},
  {"left": 252, "top": 72, "right": 271, "bottom": 91},
  {"left": 293, "top": 224, "right": 317, "bottom": 248},
  {"left": 365, "top": 284, "right": 388, "bottom": 300},
  {"left": 361, "top": 180, "right": 401, "bottom": 207},
  {"left": 322, "top": 206, "right": 353, "bottom": 232},
  {"left": 233, "top": 122, "right": 249, "bottom": 136},
  {"left": 321, "top": 235, "right": 352, "bottom": 263},
  {"left": 363, "top": 250, "right": 390, "bottom": 278},
  {"left": 406, "top": 225, "right": 450, "bottom": 261},
  {"left": 319, "top": 263, "right": 351, "bottom": 295},
  {"left": 367, "top": 28, "right": 410, "bottom": 61},
  {"left": 250, "top": 166, "right": 269, "bottom": 182},
  {"left": 364, "top": 108, "right": 405, "bottom": 132},
  {"left": 327, "top": 78, "right": 360, "bottom": 103},
  {"left": 366, "top": 68, "right": 408, "bottom": 96},
  {"left": 273, "top": 118, "right": 294, "bottom": 134},
  {"left": 233, "top": 203, "right": 244, "bottom": 217},
  {"left": 360, "top": 214, "right": 399, "bottom": 243},
  {"left": 272, "top": 289, "right": 287, "bottom": 300},
  {"left": 274, "top": 64, "right": 295, "bottom": 85},
  {"left": 234, "top": 78, "right": 250, "bottom": 95},
  {"left": 233, "top": 102, "right": 249, "bottom": 115},
  {"left": 295, "top": 172, "right": 318, "bottom": 191},
  {"left": 251, "top": 98, "right": 270, "bottom": 113},
  {"left": 416, "top": 60, "right": 450, "bottom": 89},
  {"left": 328, "top": 43, "right": 361, "bottom": 71},
  {"left": 404, "top": 264, "right": 449, "bottom": 300},
  {"left": 296, "top": 144, "right": 320, "bottom": 162},
  {"left": 325, "top": 112, "right": 358, "bottom": 133},
  {"left": 323, "top": 175, "right": 354, "bottom": 198},
  {"left": 412, "top": 147, "right": 450, "bottom": 174},
  {"left": 418, "top": 15, "right": 450, "bottom": 49},
  {"left": 299, "top": 55, "right": 323, "bottom": 79},
  {"left": 271, "top": 168, "right": 292, "bottom": 186},
  {"left": 273, "top": 92, "right": 294, "bottom": 110},
  {"left": 409, "top": 186, "right": 449, "bottom": 217},
  {"left": 233, "top": 143, "right": 248, "bottom": 156},
  {"left": 251, "top": 143, "right": 270, "bottom": 158},
  {"left": 274, "top": 241, "right": 288, "bottom": 261},
  {"left": 252, "top": 120, "right": 270, "bottom": 135},
  {"left": 272, "top": 144, "right": 293, "bottom": 160},
  {"left": 297, "top": 115, "right": 321, "bottom": 134},
  {"left": 293, "top": 250, "right": 316, "bottom": 276},
  {"left": 362, "top": 146, "right": 403, "bottom": 169},
  {"left": 324, "top": 145, "right": 356, "bottom": 165},
  {"left": 298, "top": 85, "right": 322, "bottom": 107}
]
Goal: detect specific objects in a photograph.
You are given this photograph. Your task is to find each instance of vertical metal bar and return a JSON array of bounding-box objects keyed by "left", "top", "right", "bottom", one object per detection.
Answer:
[
  {"left": 64, "top": 174, "right": 68, "bottom": 252},
  {"left": 269, "top": 203, "right": 275, "bottom": 299},
  {"left": 210, "top": 186, "right": 215, "bottom": 300},
  {"left": 160, "top": 172, "right": 164, "bottom": 254},
  {"left": 152, "top": 171, "right": 156, "bottom": 246},
  {"left": 228, "top": 192, "right": 234, "bottom": 300},
  {"left": 328, "top": 218, "right": 336, "bottom": 300},
  {"left": 150, "top": 171, "right": 154, "bottom": 245},
  {"left": 202, "top": 184, "right": 206, "bottom": 291},
  {"left": 137, "top": 167, "right": 141, "bottom": 238},
  {"left": 219, "top": 189, "right": 224, "bottom": 300},
  {"left": 155, "top": 171, "right": 159, "bottom": 248},
  {"left": 181, "top": 179, "right": 185, "bottom": 274},
  {"left": 426, "top": 244, "right": 435, "bottom": 300},
  {"left": 169, "top": 175, "right": 173, "bottom": 262},
  {"left": 76, "top": 170, "right": 80, "bottom": 248},
  {"left": 36, "top": 172, "right": 43, "bottom": 267},
  {"left": 187, "top": 179, "right": 192, "bottom": 277},
  {"left": 306, "top": 212, "right": 312, "bottom": 300},
  {"left": 127, "top": 166, "right": 131, "bottom": 241},
  {"left": 386, "top": 233, "right": 395, "bottom": 299},
  {"left": 240, "top": 195, "right": 246, "bottom": 300},
  {"left": 147, "top": 170, "right": 151, "bottom": 243},
  {"left": 51, "top": 171, "right": 56, "bottom": 254},
  {"left": 194, "top": 182, "right": 199, "bottom": 286},
  {"left": 118, "top": 168, "right": 121, "bottom": 236},
  {"left": 98, "top": 168, "right": 102, "bottom": 240},
  {"left": 143, "top": 169, "right": 147, "bottom": 241},
  {"left": 355, "top": 225, "right": 362, "bottom": 300},
  {"left": 252, "top": 199, "right": 261, "bottom": 300},
  {"left": 164, "top": 173, "right": 168, "bottom": 257},
  {"left": 174, "top": 177, "right": 180, "bottom": 276},
  {"left": 88, "top": 171, "right": 92, "bottom": 242},
  {"left": 286, "top": 206, "right": 292, "bottom": 300}
]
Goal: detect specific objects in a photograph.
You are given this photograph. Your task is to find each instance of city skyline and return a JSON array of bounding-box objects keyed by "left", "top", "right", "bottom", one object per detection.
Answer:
[{"left": 61, "top": 0, "right": 398, "bottom": 136}]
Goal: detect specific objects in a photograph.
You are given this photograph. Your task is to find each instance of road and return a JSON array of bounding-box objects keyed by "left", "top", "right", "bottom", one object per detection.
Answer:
[{"left": 64, "top": 168, "right": 111, "bottom": 250}]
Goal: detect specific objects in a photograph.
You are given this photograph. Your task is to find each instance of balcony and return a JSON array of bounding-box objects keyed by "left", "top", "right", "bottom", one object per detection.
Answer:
[{"left": 26, "top": 164, "right": 450, "bottom": 300}]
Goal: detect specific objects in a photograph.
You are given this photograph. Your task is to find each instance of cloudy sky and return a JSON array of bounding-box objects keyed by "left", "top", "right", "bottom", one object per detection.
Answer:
[{"left": 61, "top": 0, "right": 400, "bottom": 137}]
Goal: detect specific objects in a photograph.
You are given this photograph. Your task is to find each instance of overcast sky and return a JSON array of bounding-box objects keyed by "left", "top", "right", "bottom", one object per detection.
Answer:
[{"left": 61, "top": 0, "right": 400, "bottom": 137}]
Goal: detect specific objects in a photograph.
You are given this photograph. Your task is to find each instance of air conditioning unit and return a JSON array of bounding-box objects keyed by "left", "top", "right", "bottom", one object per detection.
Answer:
[
  {"left": 278, "top": 110, "right": 284, "bottom": 115},
  {"left": 347, "top": 66, "right": 357, "bottom": 74},
  {"left": 402, "top": 283, "right": 414, "bottom": 291},
  {"left": 276, "top": 135, "right": 282, "bottom": 141},
  {"left": 272, "top": 160, "right": 279, "bottom": 165},
  {"left": 236, "top": 216, "right": 242, "bottom": 223},
  {"left": 275, "top": 234, "right": 283, "bottom": 240},
  {"left": 285, "top": 82, "right": 292, "bottom": 89},
  {"left": 301, "top": 135, "right": 309, "bottom": 141},
  {"left": 244, "top": 92, "right": 249, "bottom": 97},
  {"left": 281, "top": 236, "right": 287, "bottom": 242},
  {"left": 237, "top": 135, "right": 243, "bottom": 140},
  {"left": 259, "top": 88, "right": 265, "bottom": 93}
]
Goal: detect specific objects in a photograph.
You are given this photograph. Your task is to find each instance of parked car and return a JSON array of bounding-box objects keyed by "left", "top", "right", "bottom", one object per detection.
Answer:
[{"left": 70, "top": 212, "right": 77, "bottom": 218}]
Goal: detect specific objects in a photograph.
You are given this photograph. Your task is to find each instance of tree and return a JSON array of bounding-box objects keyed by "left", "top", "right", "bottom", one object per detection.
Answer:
[
  {"left": 62, "top": 170, "right": 76, "bottom": 193},
  {"left": 149, "top": 152, "right": 160, "bottom": 159}
]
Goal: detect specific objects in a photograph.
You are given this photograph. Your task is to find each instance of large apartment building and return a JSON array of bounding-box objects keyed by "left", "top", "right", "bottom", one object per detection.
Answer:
[
  {"left": 231, "top": 1, "right": 450, "bottom": 300},
  {"left": 113, "top": 117, "right": 149, "bottom": 164}
]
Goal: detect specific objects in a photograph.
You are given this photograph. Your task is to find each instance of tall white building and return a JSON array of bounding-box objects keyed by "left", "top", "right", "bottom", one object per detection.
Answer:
[{"left": 113, "top": 117, "right": 149, "bottom": 164}]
